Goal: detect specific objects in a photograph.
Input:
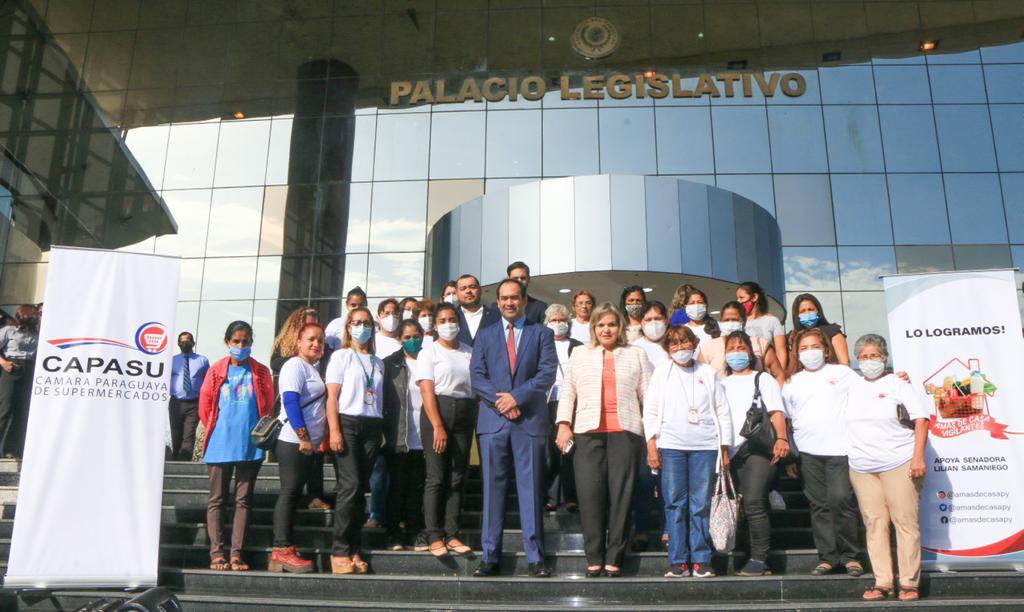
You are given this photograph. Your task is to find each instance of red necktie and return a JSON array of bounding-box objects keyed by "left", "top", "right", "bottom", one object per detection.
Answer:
[{"left": 506, "top": 322, "right": 517, "bottom": 374}]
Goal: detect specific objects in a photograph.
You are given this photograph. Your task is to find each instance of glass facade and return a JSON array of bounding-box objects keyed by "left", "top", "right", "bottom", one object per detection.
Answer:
[{"left": 1, "top": 1, "right": 1023, "bottom": 360}]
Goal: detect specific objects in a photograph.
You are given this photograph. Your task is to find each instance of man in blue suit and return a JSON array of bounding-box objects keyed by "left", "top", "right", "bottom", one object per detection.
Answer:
[
  {"left": 470, "top": 278, "right": 557, "bottom": 577},
  {"left": 455, "top": 274, "right": 500, "bottom": 346}
]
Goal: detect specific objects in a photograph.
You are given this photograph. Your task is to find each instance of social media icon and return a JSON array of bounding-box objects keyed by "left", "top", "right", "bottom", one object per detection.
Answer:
[
  {"left": 937, "top": 491, "right": 946, "bottom": 500},
  {"left": 939, "top": 503, "right": 947, "bottom": 511},
  {"left": 940, "top": 516, "right": 949, "bottom": 524}
]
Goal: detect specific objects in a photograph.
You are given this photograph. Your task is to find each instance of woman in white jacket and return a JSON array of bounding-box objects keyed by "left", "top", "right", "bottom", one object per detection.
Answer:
[{"left": 644, "top": 325, "right": 732, "bottom": 579}]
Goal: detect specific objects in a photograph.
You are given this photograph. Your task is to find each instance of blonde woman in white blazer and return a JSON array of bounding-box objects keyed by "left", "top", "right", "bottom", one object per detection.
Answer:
[
  {"left": 555, "top": 303, "right": 652, "bottom": 578},
  {"left": 644, "top": 325, "right": 732, "bottom": 579}
]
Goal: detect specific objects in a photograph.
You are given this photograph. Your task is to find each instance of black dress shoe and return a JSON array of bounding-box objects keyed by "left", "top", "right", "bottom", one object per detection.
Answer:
[
  {"left": 585, "top": 568, "right": 603, "bottom": 578},
  {"left": 473, "top": 562, "right": 500, "bottom": 577},
  {"left": 528, "top": 563, "right": 551, "bottom": 578}
]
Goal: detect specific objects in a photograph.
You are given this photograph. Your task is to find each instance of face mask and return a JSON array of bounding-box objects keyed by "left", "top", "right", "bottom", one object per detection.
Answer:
[
  {"left": 742, "top": 301, "right": 755, "bottom": 315},
  {"left": 437, "top": 322, "right": 460, "bottom": 341},
  {"left": 418, "top": 316, "right": 433, "bottom": 332},
  {"left": 443, "top": 295, "right": 458, "bottom": 305},
  {"left": 379, "top": 315, "right": 399, "bottom": 333},
  {"left": 798, "top": 312, "right": 820, "bottom": 328},
  {"left": 719, "top": 321, "right": 744, "bottom": 335},
  {"left": 229, "top": 346, "right": 251, "bottom": 361},
  {"left": 402, "top": 338, "right": 423, "bottom": 357},
  {"left": 685, "top": 304, "right": 706, "bottom": 321},
  {"left": 625, "top": 303, "right": 644, "bottom": 319},
  {"left": 178, "top": 342, "right": 194, "bottom": 354},
  {"left": 671, "top": 349, "right": 695, "bottom": 364},
  {"left": 547, "top": 322, "right": 569, "bottom": 337},
  {"left": 350, "top": 324, "right": 372, "bottom": 345},
  {"left": 725, "top": 351, "right": 750, "bottom": 371},
  {"left": 402, "top": 309, "right": 414, "bottom": 320},
  {"left": 799, "top": 348, "right": 825, "bottom": 370},
  {"left": 642, "top": 321, "right": 667, "bottom": 341},
  {"left": 860, "top": 359, "right": 886, "bottom": 380}
]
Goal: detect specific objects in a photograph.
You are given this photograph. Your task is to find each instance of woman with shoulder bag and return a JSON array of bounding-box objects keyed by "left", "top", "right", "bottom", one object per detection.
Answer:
[
  {"left": 198, "top": 321, "right": 275, "bottom": 572},
  {"left": 721, "top": 330, "right": 790, "bottom": 576},
  {"left": 269, "top": 323, "right": 328, "bottom": 574}
]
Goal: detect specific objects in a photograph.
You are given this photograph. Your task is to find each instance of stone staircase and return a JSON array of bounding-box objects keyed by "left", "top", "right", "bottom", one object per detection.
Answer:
[{"left": 1, "top": 458, "right": 1023, "bottom": 610}]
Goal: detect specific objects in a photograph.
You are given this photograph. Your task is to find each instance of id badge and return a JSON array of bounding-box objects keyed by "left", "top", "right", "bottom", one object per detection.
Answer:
[
  {"left": 364, "top": 388, "right": 375, "bottom": 406},
  {"left": 687, "top": 406, "right": 699, "bottom": 425}
]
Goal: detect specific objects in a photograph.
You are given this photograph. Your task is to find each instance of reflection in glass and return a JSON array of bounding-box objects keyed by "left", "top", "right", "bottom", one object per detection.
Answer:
[
  {"left": 343, "top": 253, "right": 368, "bottom": 295},
  {"left": 196, "top": 300, "right": 254, "bottom": 356},
  {"left": 838, "top": 246, "right": 895, "bottom": 290},
  {"left": 213, "top": 120, "right": 270, "bottom": 188},
  {"left": 251, "top": 300, "right": 277, "bottom": 365},
  {"left": 767, "top": 106, "right": 827, "bottom": 173},
  {"left": 367, "top": 252, "right": 424, "bottom": 297},
  {"left": 715, "top": 175, "right": 774, "bottom": 216},
  {"left": 655, "top": 107, "right": 713, "bottom": 174},
  {"left": 928, "top": 65, "right": 987, "bottom": 103},
  {"left": 981, "top": 41, "right": 1024, "bottom": 64},
  {"left": 831, "top": 175, "right": 892, "bottom": 245},
  {"left": 1002, "top": 174, "right": 1024, "bottom": 243},
  {"left": 254, "top": 256, "right": 281, "bottom": 299},
  {"left": 840, "top": 292, "right": 888, "bottom": 367},
  {"left": 895, "top": 245, "right": 954, "bottom": 274},
  {"left": 599, "top": 108, "right": 656, "bottom": 175},
  {"left": 944, "top": 174, "right": 1007, "bottom": 244},
  {"left": 350, "top": 114, "right": 376, "bottom": 182},
  {"left": 712, "top": 107, "right": 770, "bottom": 173},
  {"left": 823, "top": 106, "right": 884, "bottom": 172},
  {"left": 543, "top": 109, "right": 598, "bottom": 177},
  {"left": 774, "top": 175, "right": 834, "bottom": 246},
  {"left": 200, "top": 257, "right": 258, "bottom": 301},
  {"left": 345, "top": 183, "right": 371, "bottom": 253},
  {"left": 984, "top": 65, "right": 1024, "bottom": 103},
  {"left": 430, "top": 111, "right": 485, "bottom": 179},
  {"left": 873, "top": 66, "right": 931, "bottom": 104},
  {"left": 934, "top": 105, "right": 997, "bottom": 172},
  {"left": 818, "top": 65, "right": 875, "bottom": 104},
  {"left": 888, "top": 174, "right": 949, "bottom": 245},
  {"left": 878, "top": 105, "right": 940, "bottom": 172},
  {"left": 953, "top": 245, "right": 1012, "bottom": 271},
  {"left": 373, "top": 113, "right": 430, "bottom": 181},
  {"left": 123, "top": 125, "right": 170, "bottom": 190},
  {"left": 990, "top": 105, "right": 1024, "bottom": 172},
  {"left": 783, "top": 246, "right": 840, "bottom": 291},
  {"left": 205, "top": 187, "right": 264, "bottom": 256},
  {"left": 163, "top": 121, "right": 220, "bottom": 189},
  {"left": 175, "top": 302, "right": 200, "bottom": 346},
  {"left": 154, "top": 189, "right": 212, "bottom": 257},
  {"left": 486, "top": 110, "right": 541, "bottom": 178},
  {"left": 178, "top": 258, "right": 205, "bottom": 301},
  {"left": 265, "top": 118, "right": 293, "bottom": 186},
  {"left": 369, "top": 181, "right": 427, "bottom": 252},
  {"left": 259, "top": 186, "right": 287, "bottom": 256}
]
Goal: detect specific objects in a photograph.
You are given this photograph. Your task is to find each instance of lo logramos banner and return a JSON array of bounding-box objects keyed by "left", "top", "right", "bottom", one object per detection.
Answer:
[
  {"left": 5, "top": 247, "right": 180, "bottom": 588},
  {"left": 884, "top": 269, "right": 1024, "bottom": 570}
]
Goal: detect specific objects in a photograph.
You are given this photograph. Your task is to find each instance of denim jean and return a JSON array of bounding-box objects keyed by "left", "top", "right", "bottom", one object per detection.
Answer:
[
  {"left": 368, "top": 452, "right": 389, "bottom": 521},
  {"left": 660, "top": 448, "right": 717, "bottom": 565}
]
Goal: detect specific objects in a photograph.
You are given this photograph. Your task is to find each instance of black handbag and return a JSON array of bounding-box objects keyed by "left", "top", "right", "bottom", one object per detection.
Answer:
[
  {"left": 250, "top": 391, "right": 326, "bottom": 451},
  {"left": 738, "top": 372, "right": 799, "bottom": 461}
]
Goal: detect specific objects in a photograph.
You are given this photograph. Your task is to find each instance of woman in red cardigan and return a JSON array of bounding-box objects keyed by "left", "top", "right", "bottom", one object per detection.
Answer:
[{"left": 198, "top": 321, "right": 274, "bottom": 571}]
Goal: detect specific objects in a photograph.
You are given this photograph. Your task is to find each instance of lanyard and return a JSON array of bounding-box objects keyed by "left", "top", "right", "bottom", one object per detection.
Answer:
[
  {"left": 670, "top": 363, "right": 699, "bottom": 408},
  {"left": 354, "top": 352, "right": 375, "bottom": 390}
]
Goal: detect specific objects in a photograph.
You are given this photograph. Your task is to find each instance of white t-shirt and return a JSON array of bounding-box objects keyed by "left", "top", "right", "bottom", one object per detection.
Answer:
[
  {"left": 375, "top": 334, "right": 401, "bottom": 359},
  {"left": 413, "top": 341, "right": 473, "bottom": 399},
  {"left": 462, "top": 306, "right": 484, "bottom": 339},
  {"left": 745, "top": 314, "right": 785, "bottom": 344},
  {"left": 781, "top": 364, "right": 856, "bottom": 456},
  {"left": 277, "top": 357, "right": 327, "bottom": 445},
  {"left": 687, "top": 322, "right": 713, "bottom": 348},
  {"left": 655, "top": 363, "right": 722, "bottom": 451},
  {"left": 325, "top": 348, "right": 384, "bottom": 418},
  {"left": 404, "top": 356, "right": 424, "bottom": 451},
  {"left": 631, "top": 336, "right": 669, "bottom": 371},
  {"left": 723, "top": 372, "right": 785, "bottom": 458},
  {"left": 324, "top": 317, "right": 345, "bottom": 350},
  {"left": 570, "top": 320, "right": 590, "bottom": 344},
  {"left": 549, "top": 339, "right": 572, "bottom": 401},
  {"left": 846, "top": 374, "right": 928, "bottom": 474}
]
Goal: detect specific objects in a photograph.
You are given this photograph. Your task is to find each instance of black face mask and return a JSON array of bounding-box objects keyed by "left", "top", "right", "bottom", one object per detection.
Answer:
[
  {"left": 16, "top": 316, "right": 37, "bottom": 329},
  {"left": 179, "top": 342, "right": 194, "bottom": 354}
]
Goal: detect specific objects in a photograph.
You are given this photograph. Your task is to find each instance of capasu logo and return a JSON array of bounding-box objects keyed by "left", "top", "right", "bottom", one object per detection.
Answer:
[{"left": 134, "top": 322, "right": 169, "bottom": 355}]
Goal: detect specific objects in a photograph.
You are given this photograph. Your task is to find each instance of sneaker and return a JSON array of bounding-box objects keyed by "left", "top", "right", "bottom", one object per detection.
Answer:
[
  {"left": 664, "top": 564, "right": 690, "bottom": 578},
  {"left": 364, "top": 517, "right": 383, "bottom": 529},
  {"left": 769, "top": 490, "right": 786, "bottom": 510},
  {"left": 385, "top": 536, "right": 404, "bottom": 551},
  {"left": 737, "top": 559, "right": 772, "bottom": 576},
  {"left": 691, "top": 563, "right": 715, "bottom": 578},
  {"left": 412, "top": 532, "right": 430, "bottom": 552}
]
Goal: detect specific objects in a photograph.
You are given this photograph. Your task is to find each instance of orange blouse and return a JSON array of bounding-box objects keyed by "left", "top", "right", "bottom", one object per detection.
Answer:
[{"left": 593, "top": 352, "right": 623, "bottom": 433}]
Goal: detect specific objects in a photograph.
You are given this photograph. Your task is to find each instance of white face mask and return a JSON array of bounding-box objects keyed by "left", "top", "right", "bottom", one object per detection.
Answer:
[
  {"left": 860, "top": 359, "right": 886, "bottom": 380},
  {"left": 671, "top": 349, "right": 695, "bottom": 364},
  {"left": 418, "top": 316, "right": 433, "bottom": 332},
  {"left": 379, "top": 315, "right": 399, "bottom": 333},
  {"left": 443, "top": 295, "right": 458, "bottom": 305},
  {"left": 642, "top": 321, "right": 667, "bottom": 341},
  {"left": 437, "top": 322, "right": 460, "bottom": 341},
  {"left": 799, "top": 348, "right": 825, "bottom": 370},
  {"left": 547, "top": 322, "right": 569, "bottom": 337},
  {"left": 685, "top": 304, "right": 707, "bottom": 321},
  {"left": 719, "top": 321, "right": 743, "bottom": 335},
  {"left": 402, "top": 309, "right": 414, "bottom": 320}
]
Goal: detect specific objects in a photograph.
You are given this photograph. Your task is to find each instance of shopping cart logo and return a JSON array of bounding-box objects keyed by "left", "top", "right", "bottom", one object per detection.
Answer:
[{"left": 48, "top": 321, "right": 169, "bottom": 355}]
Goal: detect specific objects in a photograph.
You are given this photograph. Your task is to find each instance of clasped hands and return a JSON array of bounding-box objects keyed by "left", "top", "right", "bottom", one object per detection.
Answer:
[{"left": 495, "top": 392, "right": 520, "bottom": 420}]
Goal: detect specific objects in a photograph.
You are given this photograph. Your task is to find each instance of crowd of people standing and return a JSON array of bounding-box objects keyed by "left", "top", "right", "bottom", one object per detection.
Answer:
[{"left": 173, "top": 262, "right": 929, "bottom": 601}]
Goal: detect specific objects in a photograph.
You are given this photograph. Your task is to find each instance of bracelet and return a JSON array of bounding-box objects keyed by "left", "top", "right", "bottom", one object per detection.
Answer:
[
  {"left": 777, "top": 438, "right": 789, "bottom": 443},
  {"left": 295, "top": 427, "right": 310, "bottom": 442}
]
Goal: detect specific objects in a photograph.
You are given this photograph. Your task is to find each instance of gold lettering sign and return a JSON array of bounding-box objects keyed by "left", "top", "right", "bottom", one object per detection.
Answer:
[{"left": 388, "top": 72, "right": 806, "bottom": 106}]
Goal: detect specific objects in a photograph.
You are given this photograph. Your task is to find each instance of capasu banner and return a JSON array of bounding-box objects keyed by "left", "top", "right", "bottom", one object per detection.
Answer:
[
  {"left": 5, "top": 247, "right": 180, "bottom": 588},
  {"left": 884, "top": 269, "right": 1024, "bottom": 570}
]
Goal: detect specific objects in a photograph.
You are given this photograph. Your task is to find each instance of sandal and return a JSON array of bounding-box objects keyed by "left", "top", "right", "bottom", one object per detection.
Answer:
[
  {"left": 351, "top": 554, "right": 369, "bottom": 574},
  {"left": 446, "top": 539, "right": 472, "bottom": 556},
  {"left": 209, "top": 557, "right": 229, "bottom": 571},
  {"left": 811, "top": 562, "right": 833, "bottom": 576},
  {"left": 428, "top": 540, "right": 449, "bottom": 558},
  {"left": 229, "top": 558, "right": 249, "bottom": 572},
  {"left": 863, "top": 585, "right": 892, "bottom": 601},
  {"left": 898, "top": 587, "right": 920, "bottom": 601},
  {"left": 845, "top": 561, "right": 865, "bottom": 577}
]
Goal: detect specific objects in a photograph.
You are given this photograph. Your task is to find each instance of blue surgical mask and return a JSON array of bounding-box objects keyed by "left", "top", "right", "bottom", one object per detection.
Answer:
[
  {"left": 798, "top": 312, "right": 820, "bottom": 328},
  {"left": 350, "top": 324, "right": 372, "bottom": 345},
  {"left": 402, "top": 338, "right": 423, "bottom": 356},
  {"left": 725, "top": 351, "right": 750, "bottom": 371},
  {"left": 229, "top": 346, "right": 251, "bottom": 361}
]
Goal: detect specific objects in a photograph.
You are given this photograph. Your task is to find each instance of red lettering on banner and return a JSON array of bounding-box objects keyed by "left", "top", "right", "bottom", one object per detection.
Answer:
[{"left": 929, "top": 414, "right": 1009, "bottom": 439}]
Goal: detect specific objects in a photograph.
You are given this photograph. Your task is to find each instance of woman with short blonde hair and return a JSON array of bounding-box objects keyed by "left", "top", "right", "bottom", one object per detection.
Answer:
[{"left": 587, "top": 302, "right": 627, "bottom": 348}]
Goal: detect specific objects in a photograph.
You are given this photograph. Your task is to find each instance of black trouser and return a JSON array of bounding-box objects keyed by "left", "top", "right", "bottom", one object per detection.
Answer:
[
  {"left": 421, "top": 396, "right": 476, "bottom": 543},
  {"left": 574, "top": 431, "right": 641, "bottom": 567},
  {"left": 731, "top": 447, "right": 777, "bottom": 562},
  {"left": 545, "top": 400, "right": 576, "bottom": 507},
  {"left": 305, "top": 451, "right": 326, "bottom": 501},
  {"left": 0, "top": 362, "right": 33, "bottom": 458},
  {"left": 168, "top": 397, "right": 199, "bottom": 461},
  {"left": 800, "top": 453, "right": 862, "bottom": 566},
  {"left": 331, "top": 415, "right": 383, "bottom": 556},
  {"left": 273, "top": 439, "right": 314, "bottom": 547},
  {"left": 384, "top": 448, "right": 426, "bottom": 542}
]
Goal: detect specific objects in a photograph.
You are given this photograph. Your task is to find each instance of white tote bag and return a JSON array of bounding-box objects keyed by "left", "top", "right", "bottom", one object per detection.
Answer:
[{"left": 709, "top": 461, "right": 739, "bottom": 553}]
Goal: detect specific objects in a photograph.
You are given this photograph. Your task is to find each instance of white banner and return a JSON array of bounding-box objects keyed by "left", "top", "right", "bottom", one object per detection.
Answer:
[
  {"left": 884, "top": 270, "right": 1024, "bottom": 570},
  {"left": 5, "top": 247, "right": 180, "bottom": 588}
]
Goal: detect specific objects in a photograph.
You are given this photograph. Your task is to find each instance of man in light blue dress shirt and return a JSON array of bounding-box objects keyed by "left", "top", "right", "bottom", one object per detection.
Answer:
[{"left": 169, "top": 332, "right": 209, "bottom": 461}]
